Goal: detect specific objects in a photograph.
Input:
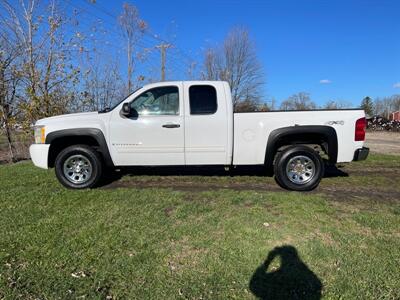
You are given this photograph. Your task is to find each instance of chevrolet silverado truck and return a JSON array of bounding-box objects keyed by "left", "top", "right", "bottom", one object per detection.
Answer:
[{"left": 29, "top": 81, "right": 369, "bottom": 191}]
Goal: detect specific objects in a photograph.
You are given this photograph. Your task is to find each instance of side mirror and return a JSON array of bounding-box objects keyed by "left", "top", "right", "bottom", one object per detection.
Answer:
[{"left": 121, "top": 103, "right": 131, "bottom": 116}]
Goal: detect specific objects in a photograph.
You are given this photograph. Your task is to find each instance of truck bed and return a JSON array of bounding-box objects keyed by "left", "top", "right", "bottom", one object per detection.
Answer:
[{"left": 233, "top": 109, "right": 365, "bottom": 165}]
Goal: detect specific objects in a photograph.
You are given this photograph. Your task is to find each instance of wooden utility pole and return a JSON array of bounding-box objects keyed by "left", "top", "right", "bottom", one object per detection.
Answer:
[{"left": 156, "top": 44, "right": 171, "bottom": 81}]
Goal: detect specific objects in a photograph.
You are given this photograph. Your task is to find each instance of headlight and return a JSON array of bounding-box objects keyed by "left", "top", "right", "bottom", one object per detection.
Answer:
[{"left": 34, "top": 125, "right": 46, "bottom": 144}]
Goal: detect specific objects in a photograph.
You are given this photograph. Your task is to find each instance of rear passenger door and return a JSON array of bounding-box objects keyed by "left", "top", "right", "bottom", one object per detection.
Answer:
[{"left": 183, "top": 83, "right": 229, "bottom": 165}]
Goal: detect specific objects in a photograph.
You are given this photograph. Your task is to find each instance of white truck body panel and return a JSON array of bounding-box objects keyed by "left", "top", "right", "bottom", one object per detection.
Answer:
[
  {"left": 182, "top": 81, "right": 233, "bottom": 165},
  {"left": 35, "top": 112, "right": 110, "bottom": 141},
  {"left": 29, "top": 144, "right": 50, "bottom": 169},
  {"left": 109, "top": 81, "right": 185, "bottom": 166},
  {"left": 107, "top": 81, "right": 233, "bottom": 166},
  {"left": 34, "top": 111, "right": 114, "bottom": 166},
  {"left": 30, "top": 80, "right": 366, "bottom": 171},
  {"left": 233, "top": 110, "right": 365, "bottom": 165}
]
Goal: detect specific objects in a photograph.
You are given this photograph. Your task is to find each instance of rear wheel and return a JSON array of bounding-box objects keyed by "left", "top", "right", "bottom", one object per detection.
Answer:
[
  {"left": 55, "top": 145, "right": 103, "bottom": 189},
  {"left": 274, "top": 146, "right": 324, "bottom": 191}
]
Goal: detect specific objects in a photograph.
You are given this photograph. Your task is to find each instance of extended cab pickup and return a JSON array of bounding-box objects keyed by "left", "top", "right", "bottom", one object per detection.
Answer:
[{"left": 30, "top": 81, "right": 369, "bottom": 191}]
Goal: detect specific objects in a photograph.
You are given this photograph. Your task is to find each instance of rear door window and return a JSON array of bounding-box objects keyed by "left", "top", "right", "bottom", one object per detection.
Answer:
[{"left": 189, "top": 85, "right": 217, "bottom": 115}]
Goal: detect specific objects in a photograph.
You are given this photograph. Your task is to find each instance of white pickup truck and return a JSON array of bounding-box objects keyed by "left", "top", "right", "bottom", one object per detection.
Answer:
[{"left": 30, "top": 81, "right": 369, "bottom": 191}]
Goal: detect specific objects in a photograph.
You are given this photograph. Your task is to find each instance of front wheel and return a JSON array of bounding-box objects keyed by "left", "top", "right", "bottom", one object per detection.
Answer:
[
  {"left": 55, "top": 145, "right": 103, "bottom": 189},
  {"left": 273, "top": 146, "right": 324, "bottom": 191}
]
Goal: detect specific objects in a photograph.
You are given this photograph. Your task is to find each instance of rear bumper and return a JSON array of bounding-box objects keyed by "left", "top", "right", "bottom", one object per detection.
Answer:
[
  {"left": 353, "top": 147, "right": 369, "bottom": 161},
  {"left": 29, "top": 144, "right": 50, "bottom": 169}
]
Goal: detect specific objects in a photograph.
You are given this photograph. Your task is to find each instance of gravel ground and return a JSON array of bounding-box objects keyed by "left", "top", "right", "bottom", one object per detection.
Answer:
[{"left": 365, "top": 131, "right": 400, "bottom": 155}]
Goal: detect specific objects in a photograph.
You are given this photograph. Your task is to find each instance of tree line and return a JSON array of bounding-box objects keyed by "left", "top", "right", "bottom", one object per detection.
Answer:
[
  {"left": 0, "top": 0, "right": 156, "bottom": 161},
  {"left": 361, "top": 95, "right": 400, "bottom": 118}
]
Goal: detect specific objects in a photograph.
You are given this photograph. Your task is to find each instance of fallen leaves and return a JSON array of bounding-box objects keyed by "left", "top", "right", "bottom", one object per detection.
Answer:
[{"left": 71, "top": 271, "right": 89, "bottom": 278}]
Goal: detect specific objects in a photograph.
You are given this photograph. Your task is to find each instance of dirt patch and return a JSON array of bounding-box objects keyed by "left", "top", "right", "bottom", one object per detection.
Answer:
[
  {"left": 101, "top": 175, "right": 400, "bottom": 204},
  {"left": 166, "top": 238, "right": 209, "bottom": 273},
  {"left": 318, "top": 186, "right": 400, "bottom": 204},
  {"left": 103, "top": 179, "right": 283, "bottom": 193},
  {"left": 342, "top": 168, "right": 400, "bottom": 176},
  {"left": 99, "top": 156, "right": 400, "bottom": 204},
  {"left": 164, "top": 206, "right": 175, "bottom": 217},
  {"left": 366, "top": 131, "right": 400, "bottom": 155}
]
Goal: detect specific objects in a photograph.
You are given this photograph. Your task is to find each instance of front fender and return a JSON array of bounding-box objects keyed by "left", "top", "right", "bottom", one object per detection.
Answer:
[{"left": 45, "top": 128, "right": 114, "bottom": 168}]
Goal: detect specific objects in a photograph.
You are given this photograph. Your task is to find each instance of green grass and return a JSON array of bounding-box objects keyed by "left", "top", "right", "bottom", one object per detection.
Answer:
[{"left": 0, "top": 155, "right": 399, "bottom": 299}]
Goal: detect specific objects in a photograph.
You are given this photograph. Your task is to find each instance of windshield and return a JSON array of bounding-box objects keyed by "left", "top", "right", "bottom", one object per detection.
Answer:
[{"left": 98, "top": 87, "right": 142, "bottom": 113}]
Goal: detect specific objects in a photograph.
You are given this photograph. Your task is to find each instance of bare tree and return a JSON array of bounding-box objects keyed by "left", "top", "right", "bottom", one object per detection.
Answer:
[
  {"left": 203, "top": 48, "right": 220, "bottom": 81},
  {"left": 374, "top": 95, "right": 400, "bottom": 118},
  {"left": 1, "top": 0, "right": 80, "bottom": 128},
  {"left": 234, "top": 100, "right": 261, "bottom": 112},
  {"left": 186, "top": 61, "right": 199, "bottom": 80},
  {"left": 392, "top": 95, "right": 400, "bottom": 113},
  {"left": 80, "top": 57, "right": 124, "bottom": 111},
  {"left": 234, "top": 99, "right": 274, "bottom": 112},
  {"left": 202, "top": 27, "right": 264, "bottom": 111},
  {"left": 0, "top": 32, "right": 23, "bottom": 161},
  {"left": 322, "top": 100, "right": 351, "bottom": 109},
  {"left": 118, "top": 3, "right": 147, "bottom": 94},
  {"left": 280, "top": 92, "right": 316, "bottom": 110},
  {"left": 323, "top": 101, "right": 340, "bottom": 109}
]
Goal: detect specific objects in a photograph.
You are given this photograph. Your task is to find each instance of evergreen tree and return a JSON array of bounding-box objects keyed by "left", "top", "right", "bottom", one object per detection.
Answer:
[{"left": 361, "top": 96, "right": 374, "bottom": 116}]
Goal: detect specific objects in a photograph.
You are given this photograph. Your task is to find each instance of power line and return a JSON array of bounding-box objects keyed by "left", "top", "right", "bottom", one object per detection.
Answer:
[
  {"left": 65, "top": 1, "right": 161, "bottom": 56},
  {"left": 66, "top": 0, "right": 193, "bottom": 80},
  {"left": 82, "top": 0, "right": 196, "bottom": 63}
]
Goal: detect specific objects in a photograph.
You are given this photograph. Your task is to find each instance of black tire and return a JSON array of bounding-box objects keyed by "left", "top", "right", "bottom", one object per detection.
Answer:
[
  {"left": 273, "top": 145, "right": 324, "bottom": 191},
  {"left": 55, "top": 144, "right": 103, "bottom": 189}
]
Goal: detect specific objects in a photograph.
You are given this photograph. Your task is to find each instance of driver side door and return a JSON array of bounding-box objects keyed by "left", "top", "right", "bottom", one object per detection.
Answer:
[{"left": 109, "top": 83, "right": 184, "bottom": 166}]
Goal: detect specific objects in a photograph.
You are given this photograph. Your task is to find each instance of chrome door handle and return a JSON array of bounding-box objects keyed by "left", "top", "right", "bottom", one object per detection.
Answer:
[{"left": 162, "top": 124, "right": 180, "bottom": 128}]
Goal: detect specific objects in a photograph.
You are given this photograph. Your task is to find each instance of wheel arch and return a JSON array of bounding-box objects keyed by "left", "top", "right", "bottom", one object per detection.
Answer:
[
  {"left": 265, "top": 125, "right": 338, "bottom": 171},
  {"left": 46, "top": 128, "right": 114, "bottom": 168}
]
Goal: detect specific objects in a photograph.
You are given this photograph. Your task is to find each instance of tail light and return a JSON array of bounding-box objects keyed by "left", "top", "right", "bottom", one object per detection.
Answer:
[{"left": 355, "top": 117, "right": 366, "bottom": 141}]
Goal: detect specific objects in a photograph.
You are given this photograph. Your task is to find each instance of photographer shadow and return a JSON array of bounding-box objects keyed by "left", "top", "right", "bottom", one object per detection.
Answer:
[{"left": 249, "top": 245, "right": 322, "bottom": 300}]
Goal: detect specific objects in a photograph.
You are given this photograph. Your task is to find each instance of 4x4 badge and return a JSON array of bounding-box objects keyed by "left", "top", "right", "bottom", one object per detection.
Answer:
[{"left": 326, "top": 120, "right": 344, "bottom": 125}]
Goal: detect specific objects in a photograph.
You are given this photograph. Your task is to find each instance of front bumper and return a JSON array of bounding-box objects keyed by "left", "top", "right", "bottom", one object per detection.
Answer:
[
  {"left": 29, "top": 144, "right": 50, "bottom": 169},
  {"left": 353, "top": 147, "right": 369, "bottom": 161}
]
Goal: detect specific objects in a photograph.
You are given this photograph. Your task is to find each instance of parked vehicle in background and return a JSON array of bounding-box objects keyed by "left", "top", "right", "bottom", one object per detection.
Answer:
[{"left": 29, "top": 81, "right": 369, "bottom": 191}]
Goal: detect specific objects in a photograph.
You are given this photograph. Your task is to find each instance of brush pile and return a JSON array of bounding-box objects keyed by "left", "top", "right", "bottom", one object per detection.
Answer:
[{"left": 367, "top": 116, "right": 400, "bottom": 132}]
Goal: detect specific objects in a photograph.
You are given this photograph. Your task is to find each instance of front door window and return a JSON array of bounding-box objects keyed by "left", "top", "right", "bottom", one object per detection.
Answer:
[{"left": 131, "top": 86, "right": 179, "bottom": 116}]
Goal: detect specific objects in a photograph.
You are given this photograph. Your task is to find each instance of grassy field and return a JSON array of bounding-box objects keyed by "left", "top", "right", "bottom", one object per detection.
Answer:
[{"left": 0, "top": 154, "right": 399, "bottom": 299}]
